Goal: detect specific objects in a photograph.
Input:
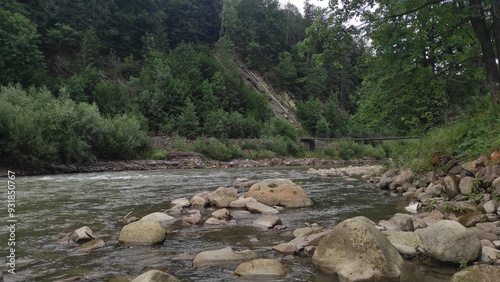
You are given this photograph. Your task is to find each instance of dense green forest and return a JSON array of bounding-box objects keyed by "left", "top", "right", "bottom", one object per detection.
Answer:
[{"left": 1, "top": 0, "right": 499, "bottom": 168}]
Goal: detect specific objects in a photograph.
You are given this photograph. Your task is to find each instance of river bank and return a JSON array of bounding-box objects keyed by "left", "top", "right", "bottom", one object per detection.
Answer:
[{"left": 0, "top": 156, "right": 378, "bottom": 177}]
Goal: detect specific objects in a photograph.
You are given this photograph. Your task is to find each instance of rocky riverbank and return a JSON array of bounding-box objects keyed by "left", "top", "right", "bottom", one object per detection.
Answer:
[{"left": 0, "top": 154, "right": 377, "bottom": 177}]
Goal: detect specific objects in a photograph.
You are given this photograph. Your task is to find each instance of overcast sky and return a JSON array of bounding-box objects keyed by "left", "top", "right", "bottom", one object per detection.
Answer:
[{"left": 279, "top": 0, "right": 329, "bottom": 13}]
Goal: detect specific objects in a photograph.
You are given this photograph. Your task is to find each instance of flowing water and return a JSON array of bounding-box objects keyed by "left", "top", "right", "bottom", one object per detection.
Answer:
[{"left": 0, "top": 166, "right": 457, "bottom": 281}]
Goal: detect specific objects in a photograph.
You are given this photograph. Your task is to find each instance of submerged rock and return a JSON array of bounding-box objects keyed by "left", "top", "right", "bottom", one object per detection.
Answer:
[
  {"left": 130, "top": 269, "right": 179, "bottom": 282},
  {"left": 192, "top": 246, "right": 257, "bottom": 267}
]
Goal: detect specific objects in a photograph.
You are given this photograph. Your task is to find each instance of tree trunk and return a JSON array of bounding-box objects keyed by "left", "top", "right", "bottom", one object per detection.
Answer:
[{"left": 468, "top": 0, "right": 500, "bottom": 105}]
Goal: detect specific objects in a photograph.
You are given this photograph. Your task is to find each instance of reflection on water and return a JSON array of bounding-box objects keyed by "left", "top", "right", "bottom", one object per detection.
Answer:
[{"left": 0, "top": 166, "right": 456, "bottom": 281}]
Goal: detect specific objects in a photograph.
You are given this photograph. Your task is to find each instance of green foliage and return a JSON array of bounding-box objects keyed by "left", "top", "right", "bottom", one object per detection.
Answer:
[
  {"left": 61, "top": 66, "right": 100, "bottom": 103},
  {"left": 0, "top": 85, "right": 149, "bottom": 168},
  {"left": 262, "top": 118, "right": 298, "bottom": 140},
  {"left": 323, "top": 141, "right": 386, "bottom": 160},
  {"left": 193, "top": 137, "right": 236, "bottom": 161},
  {"left": 296, "top": 97, "right": 323, "bottom": 136},
  {"left": 0, "top": 7, "right": 45, "bottom": 86},
  {"left": 176, "top": 98, "right": 200, "bottom": 140},
  {"left": 385, "top": 105, "right": 500, "bottom": 171}
]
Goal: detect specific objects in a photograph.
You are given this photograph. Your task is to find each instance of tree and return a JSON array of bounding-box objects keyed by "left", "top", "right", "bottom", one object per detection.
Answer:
[
  {"left": 0, "top": 7, "right": 45, "bottom": 86},
  {"left": 177, "top": 97, "right": 200, "bottom": 139}
]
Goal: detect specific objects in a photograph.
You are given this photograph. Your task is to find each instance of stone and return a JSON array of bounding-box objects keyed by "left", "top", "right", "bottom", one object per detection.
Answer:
[
  {"left": 244, "top": 179, "right": 312, "bottom": 208},
  {"left": 253, "top": 215, "right": 282, "bottom": 229},
  {"left": 467, "top": 227, "right": 499, "bottom": 241},
  {"left": 480, "top": 239, "right": 495, "bottom": 248},
  {"left": 484, "top": 200, "right": 497, "bottom": 214},
  {"left": 479, "top": 246, "right": 500, "bottom": 263},
  {"left": 234, "top": 259, "right": 286, "bottom": 278},
  {"left": 383, "top": 231, "right": 422, "bottom": 249},
  {"left": 171, "top": 198, "right": 190, "bottom": 207},
  {"left": 166, "top": 204, "right": 184, "bottom": 215},
  {"left": 493, "top": 177, "right": 500, "bottom": 194},
  {"left": 141, "top": 212, "right": 176, "bottom": 225},
  {"left": 448, "top": 165, "right": 463, "bottom": 175},
  {"left": 304, "top": 230, "right": 330, "bottom": 246},
  {"left": 246, "top": 201, "right": 279, "bottom": 214},
  {"left": 208, "top": 187, "right": 238, "bottom": 208},
  {"left": 68, "top": 226, "right": 96, "bottom": 244},
  {"left": 230, "top": 210, "right": 252, "bottom": 218},
  {"left": 493, "top": 240, "right": 500, "bottom": 248},
  {"left": 312, "top": 216, "right": 404, "bottom": 282},
  {"left": 118, "top": 220, "right": 166, "bottom": 245},
  {"left": 293, "top": 227, "right": 314, "bottom": 238},
  {"left": 458, "top": 213, "right": 488, "bottom": 227},
  {"left": 477, "top": 166, "right": 500, "bottom": 186},
  {"left": 425, "top": 171, "right": 439, "bottom": 184},
  {"left": 379, "top": 169, "right": 399, "bottom": 189},
  {"left": 459, "top": 176, "right": 475, "bottom": 195},
  {"left": 211, "top": 208, "right": 231, "bottom": 219},
  {"left": 415, "top": 220, "right": 481, "bottom": 263},
  {"left": 425, "top": 183, "right": 443, "bottom": 197},
  {"left": 204, "top": 217, "right": 227, "bottom": 225},
  {"left": 273, "top": 243, "right": 296, "bottom": 255},
  {"left": 389, "top": 214, "right": 415, "bottom": 231},
  {"left": 461, "top": 156, "right": 487, "bottom": 174},
  {"left": 76, "top": 239, "right": 105, "bottom": 252},
  {"left": 443, "top": 175, "right": 460, "bottom": 199},
  {"left": 130, "top": 269, "right": 179, "bottom": 282},
  {"left": 190, "top": 192, "right": 210, "bottom": 207},
  {"left": 391, "top": 169, "right": 415, "bottom": 189},
  {"left": 192, "top": 247, "right": 257, "bottom": 267},
  {"left": 287, "top": 236, "right": 309, "bottom": 252},
  {"left": 449, "top": 265, "right": 500, "bottom": 282},
  {"left": 229, "top": 197, "right": 256, "bottom": 208},
  {"left": 422, "top": 210, "right": 446, "bottom": 226},
  {"left": 182, "top": 211, "right": 202, "bottom": 225}
]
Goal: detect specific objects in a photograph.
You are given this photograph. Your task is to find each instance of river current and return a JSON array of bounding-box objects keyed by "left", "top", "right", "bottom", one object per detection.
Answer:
[{"left": 0, "top": 166, "right": 456, "bottom": 281}]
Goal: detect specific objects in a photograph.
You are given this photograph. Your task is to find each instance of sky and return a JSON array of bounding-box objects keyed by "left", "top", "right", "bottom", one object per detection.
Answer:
[{"left": 279, "top": 0, "right": 329, "bottom": 13}]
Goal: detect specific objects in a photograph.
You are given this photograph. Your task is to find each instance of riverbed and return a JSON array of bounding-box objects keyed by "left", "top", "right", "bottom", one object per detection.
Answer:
[{"left": 0, "top": 166, "right": 456, "bottom": 281}]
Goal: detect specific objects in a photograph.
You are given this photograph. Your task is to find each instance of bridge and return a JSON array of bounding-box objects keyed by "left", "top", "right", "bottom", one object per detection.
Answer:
[{"left": 298, "top": 136, "right": 419, "bottom": 151}]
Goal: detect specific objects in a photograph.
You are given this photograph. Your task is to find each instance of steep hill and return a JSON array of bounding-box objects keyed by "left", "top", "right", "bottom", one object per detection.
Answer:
[{"left": 236, "top": 60, "right": 301, "bottom": 128}]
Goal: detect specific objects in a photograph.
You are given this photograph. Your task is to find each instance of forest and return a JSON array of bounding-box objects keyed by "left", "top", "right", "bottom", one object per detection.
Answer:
[{"left": 1, "top": 0, "right": 499, "bottom": 168}]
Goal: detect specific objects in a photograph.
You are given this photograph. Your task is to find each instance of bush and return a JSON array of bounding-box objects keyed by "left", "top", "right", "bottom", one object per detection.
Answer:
[
  {"left": 0, "top": 85, "right": 150, "bottom": 168},
  {"left": 193, "top": 137, "right": 233, "bottom": 161}
]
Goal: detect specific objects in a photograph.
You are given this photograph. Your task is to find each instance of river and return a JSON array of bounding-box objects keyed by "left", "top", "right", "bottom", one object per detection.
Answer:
[{"left": 0, "top": 166, "right": 457, "bottom": 281}]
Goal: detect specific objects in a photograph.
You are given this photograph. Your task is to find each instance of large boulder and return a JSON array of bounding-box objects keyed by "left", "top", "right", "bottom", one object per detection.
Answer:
[
  {"left": 234, "top": 259, "right": 286, "bottom": 278},
  {"left": 130, "top": 270, "right": 179, "bottom": 282},
  {"left": 208, "top": 187, "right": 238, "bottom": 208},
  {"left": 244, "top": 179, "right": 312, "bottom": 208},
  {"left": 312, "top": 216, "right": 404, "bottom": 282},
  {"left": 193, "top": 247, "right": 257, "bottom": 267},
  {"left": 118, "top": 220, "right": 166, "bottom": 245},
  {"left": 415, "top": 220, "right": 481, "bottom": 263},
  {"left": 449, "top": 265, "right": 500, "bottom": 282}
]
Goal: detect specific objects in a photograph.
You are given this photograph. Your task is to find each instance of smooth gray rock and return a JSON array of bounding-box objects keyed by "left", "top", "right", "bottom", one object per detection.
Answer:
[
  {"left": 415, "top": 220, "right": 481, "bottom": 263},
  {"left": 312, "top": 216, "right": 403, "bottom": 282}
]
